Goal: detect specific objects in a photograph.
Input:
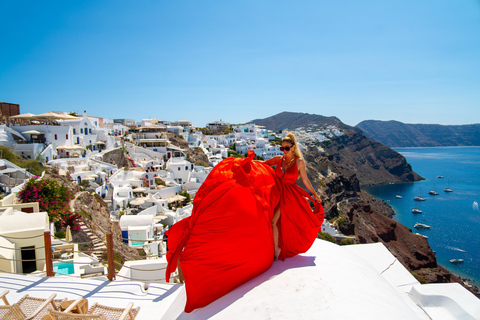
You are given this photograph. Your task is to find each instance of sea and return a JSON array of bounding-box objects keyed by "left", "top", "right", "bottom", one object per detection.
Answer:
[{"left": 365, "top": 146, "right": 480, "bottom": 286}]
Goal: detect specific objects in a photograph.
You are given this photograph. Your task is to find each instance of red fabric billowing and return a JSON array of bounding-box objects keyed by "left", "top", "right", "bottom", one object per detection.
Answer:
[
  {"left": 165, "top": 151, "right": 280, "bottom": 313},
  {"left": 165, "top": 151, "right": 324, "bottom": 312}
]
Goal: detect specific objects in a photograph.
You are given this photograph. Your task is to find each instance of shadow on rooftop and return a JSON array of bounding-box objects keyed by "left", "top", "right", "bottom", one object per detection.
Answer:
[{"left": 176, "top": 255, "right": 317, "bottom": 319}]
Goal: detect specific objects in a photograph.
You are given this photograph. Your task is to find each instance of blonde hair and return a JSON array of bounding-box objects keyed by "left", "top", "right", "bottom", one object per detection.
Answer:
[{"left": 282, "top": 132, "right": 303, "bottom": 159}]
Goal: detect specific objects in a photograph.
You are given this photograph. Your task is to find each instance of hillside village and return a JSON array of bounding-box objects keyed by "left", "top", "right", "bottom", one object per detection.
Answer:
[
  {"left": 0, "top": 104, "right": 479, "bottom": 319},
  {"left": 0, "top": 107, "right": 349, "bottom": 277}
]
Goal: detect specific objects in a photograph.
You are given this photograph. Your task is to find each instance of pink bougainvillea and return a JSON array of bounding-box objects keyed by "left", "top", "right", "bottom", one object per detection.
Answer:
[{"left": 18, "top": 178, "right": 79, "bottom": 230}]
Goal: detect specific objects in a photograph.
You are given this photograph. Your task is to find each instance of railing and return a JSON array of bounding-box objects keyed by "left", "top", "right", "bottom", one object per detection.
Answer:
[{"left": 0, "top": 231, "right": 179, "bottom": 283}]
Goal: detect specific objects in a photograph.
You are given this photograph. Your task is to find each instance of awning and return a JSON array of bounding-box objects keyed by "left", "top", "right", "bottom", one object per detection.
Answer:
[
  {"left": 166, "top": 195, "right": 186, "bottom": 203},
  {"left": 130, "top": 199, "right": 145, "bottom": 206},
  {"left": 22, "top": 130, "right": 44, "bottom": 135},
  {"left": 10, "top": 113, "right": 36, "bottom": 119}
]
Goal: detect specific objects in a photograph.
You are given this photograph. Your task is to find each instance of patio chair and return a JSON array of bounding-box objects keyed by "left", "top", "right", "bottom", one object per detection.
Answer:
[
  {"left": 0, "top": 289, "right": 66, "bottom": 320},
  {"left": 48, "top": 297, "right": 140, "bottom": 320}
]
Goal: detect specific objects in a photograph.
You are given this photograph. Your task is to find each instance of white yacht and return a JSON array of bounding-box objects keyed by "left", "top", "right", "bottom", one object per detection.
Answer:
[
  {"left": 412, "top": 208, "right": 422, "bottom": 214},
  {"left": 413, "top": 196, "right": 426, "bottom": 201},
  {"left": 449, "top": 259, "right": 464, "bottom": 264},
  {"left": 414, "top": 222, "right": 431, "bottom": 229}
]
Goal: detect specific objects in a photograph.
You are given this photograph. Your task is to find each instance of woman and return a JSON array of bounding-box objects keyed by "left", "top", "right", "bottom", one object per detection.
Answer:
[
  {"left": 165, "top": 133, "right": 323, "bottom": 312},
  {"left": 260, "top": 132, "right": 323, "bottom": 260}
]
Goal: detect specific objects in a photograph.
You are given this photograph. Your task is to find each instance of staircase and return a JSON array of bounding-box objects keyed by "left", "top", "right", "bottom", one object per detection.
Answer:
[{"left": 78, "top": 220, "right": 107, "bottom": 261}]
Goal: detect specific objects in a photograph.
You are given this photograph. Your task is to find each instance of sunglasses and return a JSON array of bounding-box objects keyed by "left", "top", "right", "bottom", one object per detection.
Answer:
[{"left": 280, "top": 146, "right": 293, "bottom": 151}]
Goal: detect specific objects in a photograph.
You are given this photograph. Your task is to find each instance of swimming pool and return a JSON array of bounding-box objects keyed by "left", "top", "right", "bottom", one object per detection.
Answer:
[{"left": 53, "top": 261, "right": 74, "bottom": 276}]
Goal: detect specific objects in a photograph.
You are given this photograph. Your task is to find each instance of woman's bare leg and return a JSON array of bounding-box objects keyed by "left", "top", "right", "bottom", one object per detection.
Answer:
[
  {"left": 272, "top": 206, "right": 281, "bottom": 260},
  {"left": 178, "top": 259, "right": 184, "bottom": 283}
]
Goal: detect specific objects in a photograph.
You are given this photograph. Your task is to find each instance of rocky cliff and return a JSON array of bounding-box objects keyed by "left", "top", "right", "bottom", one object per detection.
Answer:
[
  {"left": 356, "top": 120, "right": 480, "bottom": 147},
  {"left": 302, "top": 147, "right": 478, "bottom": 296},
  {"left": 320, "top": 129, "right": 423, "bottom": 186},
  {"left": 166, "top": 132, "right": 208, "bottom": 165}
]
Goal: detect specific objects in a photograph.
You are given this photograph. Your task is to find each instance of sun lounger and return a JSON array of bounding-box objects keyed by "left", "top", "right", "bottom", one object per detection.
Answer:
[
  {"left": 0, "top": 289, "right": 66, "bottom": 320},
  {"left": 48, "top": 297, "right": 140, "bottom": 320}
]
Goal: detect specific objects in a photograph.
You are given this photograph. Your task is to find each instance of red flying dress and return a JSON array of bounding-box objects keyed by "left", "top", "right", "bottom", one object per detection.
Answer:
[
  {"left": 165, "top": 151, "right": 324, "bottom": 313},
  {"left": 274, "top": 156, "right": 324, "bottom": 261}
]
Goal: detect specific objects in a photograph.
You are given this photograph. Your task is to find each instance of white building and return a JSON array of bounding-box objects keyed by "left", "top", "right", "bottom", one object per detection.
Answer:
[
  {"left": 166, "top": 158, "right": 194, "bottom": 184},
  {"left": 59, "top": 112, "right": 100, "bottom": 147},
  {"left": 0, "top": 210, "right": 50, "bottom": 274},
  {"left": 119, "top": 215, "right": 154, "bottom": 248},
  {"left": 207, "top": 121, "right": 229, "bottom": 130},
  {"left": 13, "top": 125, "right": 74, "bottom": 150}
]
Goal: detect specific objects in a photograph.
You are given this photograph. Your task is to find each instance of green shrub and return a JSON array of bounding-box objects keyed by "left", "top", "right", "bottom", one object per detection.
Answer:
[
  {"left": 0, "top": 146, "right": 45, "bottom": 175},
  {"left": 195, "top": 161, "right": 208, "bottom": 167},
  {"left": 227, "top": 150, "right": 243, "bottom": 158},
  {"left": 55, "top": 231, "right": 66, "bottom": 239},
  {"left": 317, "top": 232, "right": 336, "bottom": 243},
  {"left": 179, "top": 190, "right": 191, "bottom": 203},
  {"left": 340, "top": 238, "right": 354, "bottom": 246},
  {"left": 336, "top": 217, "right": 348, "bottom": 229}
]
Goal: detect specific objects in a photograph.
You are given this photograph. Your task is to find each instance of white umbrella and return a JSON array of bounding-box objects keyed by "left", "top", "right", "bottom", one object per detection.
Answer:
[
  {"left": 22, "top": 130, "right": 44, "bottom": 135},
  {"left": 10, "top": 113, "right": 36, "bottom": 119},
  {"left": 130, "top": 198, "right": 145, "bottom": 206},
  {"left": 34, "top": 111, "right": 70, "bottom": 120},
  {"left": 133, "top": 187, "right": 146, "bottom": 192},
  {"left": 65, "top": 225, "right": 72, "bottom": 242}
]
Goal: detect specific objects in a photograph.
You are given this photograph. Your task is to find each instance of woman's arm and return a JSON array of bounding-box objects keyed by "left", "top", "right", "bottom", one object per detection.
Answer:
[{"left": 297, "top": 158, "right": 322, "bottom": 203}]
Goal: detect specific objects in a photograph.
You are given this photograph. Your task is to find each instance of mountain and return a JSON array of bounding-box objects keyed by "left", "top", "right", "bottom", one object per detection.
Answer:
[
  {"left": 250, "top": 112, "right": 423, "bottom": 186},
  {"left": 356, "top": 120, "right": 480, "bottom": 147},
  {"left": 249, "top": 111, "right": 347, "bottom": 132}
]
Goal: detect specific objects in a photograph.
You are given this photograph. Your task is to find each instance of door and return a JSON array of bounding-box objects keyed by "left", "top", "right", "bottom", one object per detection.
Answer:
[{"left": 21, "top": 246, "right": 36, "bottom": 273}]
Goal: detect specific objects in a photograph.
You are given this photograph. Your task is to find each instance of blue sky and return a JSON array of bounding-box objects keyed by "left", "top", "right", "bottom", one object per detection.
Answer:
[{"left": 1, "top": 1, "right": 479, "bottom": 127}]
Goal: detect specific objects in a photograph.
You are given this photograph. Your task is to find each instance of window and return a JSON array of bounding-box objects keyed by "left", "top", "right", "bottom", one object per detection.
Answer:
[
  {"left": 66, "top": 134, "right": 68, "bottom": 139},
  {"left": 54, "top": 134, "right": 57, "bottom": 140},
  {"left": 178, "top": 167, "right": 181, "bottom": 171},
  {"left": 73, "top": 129, "right": 76, "bottom": 134},
  {"left": 185, "top": 166, "right": 188, "bottom": 170},
  {"left": 89, "top": 128, "right": 92, "bottom": 134},
  {"left": 80, "top": 128, "right": 83, "bottom": 134}
]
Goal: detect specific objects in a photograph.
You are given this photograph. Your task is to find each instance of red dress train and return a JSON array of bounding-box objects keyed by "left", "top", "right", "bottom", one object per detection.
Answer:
[{"left": 165, "top": 151, "right": 324, "bottom": 312}]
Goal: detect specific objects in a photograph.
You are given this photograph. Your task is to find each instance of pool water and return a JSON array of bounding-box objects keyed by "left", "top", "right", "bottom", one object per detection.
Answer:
[{"left": 53, "top": 261, "right": 74, "bottom": 275}]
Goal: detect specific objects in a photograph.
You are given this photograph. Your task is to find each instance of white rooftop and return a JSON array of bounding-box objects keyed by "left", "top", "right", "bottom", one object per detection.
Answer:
[{"left": 1, "top": 240, "right": 479, "bottom": 319}]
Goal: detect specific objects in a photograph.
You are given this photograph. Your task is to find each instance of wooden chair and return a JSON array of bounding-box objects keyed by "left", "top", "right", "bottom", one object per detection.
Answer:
[
  {"left": 0, "top": 289, "right": 66, "bottom": 320},
  {"left": 48, "top": 297, "right": 140, "bottom": 320}
]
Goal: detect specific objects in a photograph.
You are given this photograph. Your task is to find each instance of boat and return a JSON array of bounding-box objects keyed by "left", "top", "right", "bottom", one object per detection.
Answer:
[
  {"left": 428, "top": 183, "right": 439, "bottom": 195},
  {"left": 450, "top": 259, "right": 464, "bottom": 264},
  {"left": 444, "top": 179, "right": 453, "bottom": 192},
  {"left": 413, "top": 196, "right": 426, "bottom": 201},
  {"left": 437, "top": 176, "right": 444, "bottom": 179},
  {"left": 412, "top": 208, "right": 423, "bottom": 214},
  {"left": 414, "top": 222, "right": 431, "bottom": 229},
  {"left": 395, "top": 195, "right": 403, "bottom": 199},
  {"left": 415, "top": 233, "right": 428, "bottom": 239}
]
